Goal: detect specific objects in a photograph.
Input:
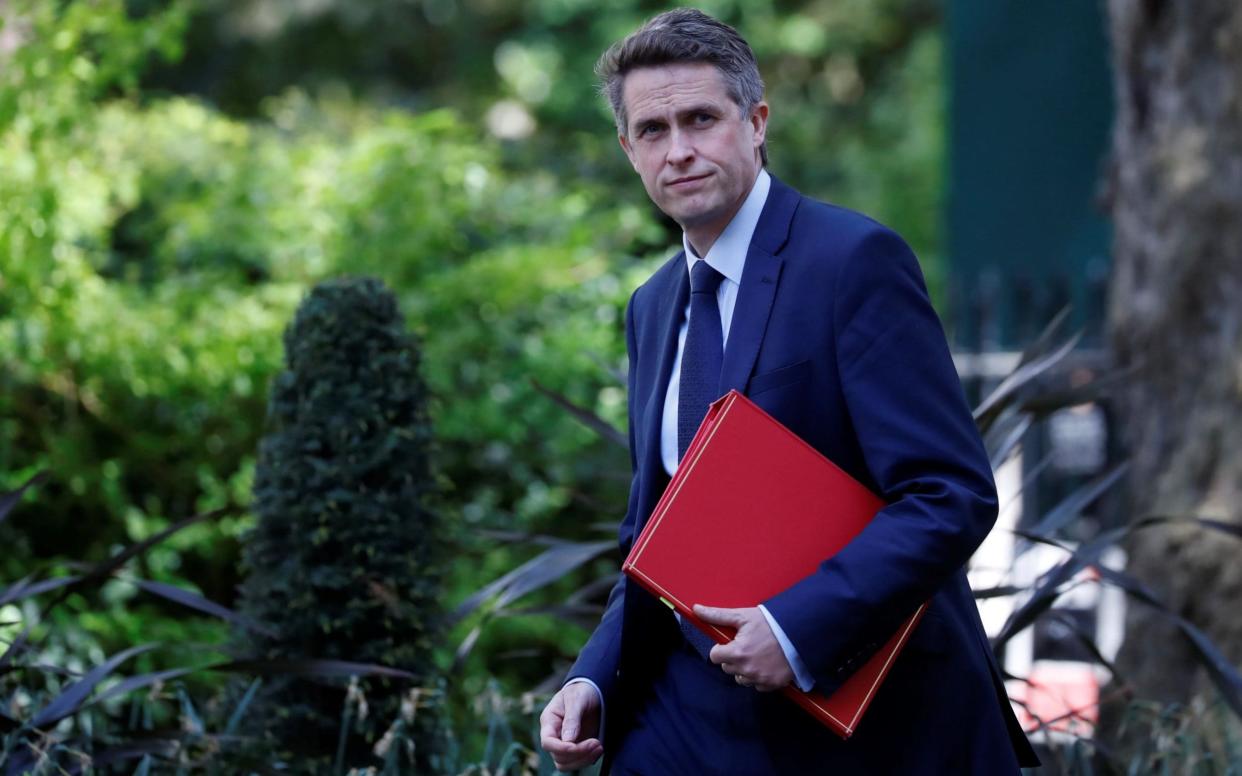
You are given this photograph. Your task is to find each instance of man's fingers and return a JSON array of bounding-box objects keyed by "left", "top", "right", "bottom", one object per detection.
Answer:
[
  {"left": 694, "top": 604, "right": 747, "bottom": 627},
  {"left": 709, "top": 641, "right": 741, "bottom": 666},
  {"left": 539, "top": 717, "right": 557, "bottom": 741},
  {"left": 543, "top": 736, "right": 603, "bottom": 772},
  {"left": 539, "top": 698, "right": 564, "bottom": 739},
  {"left": 542, "top": 736, "right": 601, "bottom": 755},
  {"left": 559, "top": 687, "right": 592, "bottom": 742}
]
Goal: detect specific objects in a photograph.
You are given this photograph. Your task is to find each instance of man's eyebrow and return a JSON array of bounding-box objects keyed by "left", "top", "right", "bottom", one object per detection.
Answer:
[
  {"left": 631, "top": 102, "right": 724, "bottom": 129},
  {"left": 677, "top": 103, "right": 722, "bottom": 117}
]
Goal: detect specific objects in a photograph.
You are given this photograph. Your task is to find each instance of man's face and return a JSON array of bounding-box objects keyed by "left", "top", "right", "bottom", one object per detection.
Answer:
[{"left": 618, "top": 62, "right": 767, "bottom": 247}]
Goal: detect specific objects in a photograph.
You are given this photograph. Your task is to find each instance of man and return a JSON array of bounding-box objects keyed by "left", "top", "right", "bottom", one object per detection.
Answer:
[{"left": 540, "top": 9, "right": 1039, "bottom": 774}]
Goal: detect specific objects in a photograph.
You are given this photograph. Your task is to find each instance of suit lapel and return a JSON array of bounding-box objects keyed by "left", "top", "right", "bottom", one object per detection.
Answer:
[{"left": 719, "top": 175, "right": 800, "bottom": 394}]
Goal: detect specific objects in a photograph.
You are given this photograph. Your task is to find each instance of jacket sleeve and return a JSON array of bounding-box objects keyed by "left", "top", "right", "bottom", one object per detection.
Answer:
[
  {"left": 763, "top": 226, "right": 998, "bottom": 691},
  {"left": 566, "top": 290, "right": 643, "bottom": 706}
]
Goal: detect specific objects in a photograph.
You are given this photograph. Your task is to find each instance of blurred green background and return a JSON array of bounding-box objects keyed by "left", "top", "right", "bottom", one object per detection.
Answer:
[
  {"left": 0, "top": 0, "right": 943, "bottom": 713},
  {"left": 8, "top": 0, "right": 1236, "bottom": 773}
]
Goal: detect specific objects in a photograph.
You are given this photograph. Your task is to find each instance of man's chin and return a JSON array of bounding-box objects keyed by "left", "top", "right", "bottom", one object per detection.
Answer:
[
  {"left": 659, "top": 195, "right": 712, "bottom": 221},
  {"left": 670, "top": 206, "right": 726, "bottom": 232}
]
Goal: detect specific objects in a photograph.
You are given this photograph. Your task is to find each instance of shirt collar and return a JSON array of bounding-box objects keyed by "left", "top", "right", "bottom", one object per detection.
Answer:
[{"left": 681, "top": 168, "right": 771, "bottom": 287}]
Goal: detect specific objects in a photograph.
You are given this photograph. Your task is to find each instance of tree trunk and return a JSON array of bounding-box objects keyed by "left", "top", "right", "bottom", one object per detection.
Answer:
[{"left": 1106, "top": 0, "right": 1242, "bottom": 717}]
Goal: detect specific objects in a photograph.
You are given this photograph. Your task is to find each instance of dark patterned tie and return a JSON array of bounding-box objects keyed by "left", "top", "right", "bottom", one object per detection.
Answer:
[
  {"left": 677, "top": 260, "right": 726, "bottom": 460},
  {"left": 676, "top": 259, "right": 726, "bottom": 659}
]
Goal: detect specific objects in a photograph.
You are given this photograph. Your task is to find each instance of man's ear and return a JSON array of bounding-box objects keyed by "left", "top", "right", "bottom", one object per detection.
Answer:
[
  {"left": 750, "top": 102, "right": 769, "bottom": 150},
  {"left": 618, "top": 133, "right": 639, "bottom": 170}
]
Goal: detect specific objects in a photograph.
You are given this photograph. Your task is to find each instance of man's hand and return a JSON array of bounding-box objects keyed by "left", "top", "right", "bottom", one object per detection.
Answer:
[
  {"left": 539, "top": 682, "right": 603, "bottom": 772},
  {"left": 695, "top": 604, "right": 795, "bottom": 692}
]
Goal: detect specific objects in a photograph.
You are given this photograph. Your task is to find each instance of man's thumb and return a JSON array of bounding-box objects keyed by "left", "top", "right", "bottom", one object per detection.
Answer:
[
  {"left": 562, "top": 709, "right": 580, "bottom": 742},
  {"left": 695, "top": 604, "right": 742, "bottom": 626}
]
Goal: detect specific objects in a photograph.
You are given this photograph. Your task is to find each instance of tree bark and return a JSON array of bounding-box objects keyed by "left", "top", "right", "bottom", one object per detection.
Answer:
[{"left": 1106, "top": 0, "right": 1242, "bottom": 714}]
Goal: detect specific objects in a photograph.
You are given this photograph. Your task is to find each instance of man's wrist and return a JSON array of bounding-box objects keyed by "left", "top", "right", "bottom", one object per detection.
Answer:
[
  {"left": 563, "top": 676, "right": 605, "bottom": 743},
  {"left": 757, "top": 604, "right": 816, "bottom": 692}
]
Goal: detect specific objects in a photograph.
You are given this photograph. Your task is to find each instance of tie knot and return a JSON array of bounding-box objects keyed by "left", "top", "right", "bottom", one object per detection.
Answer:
[{"left": 690, "top": 260, "right": 725, "bottom": 295}]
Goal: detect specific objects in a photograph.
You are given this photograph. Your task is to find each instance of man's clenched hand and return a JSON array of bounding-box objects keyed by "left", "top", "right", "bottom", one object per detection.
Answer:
[
  {"left": 695, "top": 604, "right": 795, "bottom": 692},
  {"left": 539, "top": 682, "right": 603, "bottom": 772}
]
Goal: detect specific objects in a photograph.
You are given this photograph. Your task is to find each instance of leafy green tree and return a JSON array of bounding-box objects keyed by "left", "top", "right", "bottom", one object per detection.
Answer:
[
  {"left": 234, "top": 277, "right": 444, "bottom": 771},
  {"left": 138, "top": 0, "right": 947, "bottom": 289}
]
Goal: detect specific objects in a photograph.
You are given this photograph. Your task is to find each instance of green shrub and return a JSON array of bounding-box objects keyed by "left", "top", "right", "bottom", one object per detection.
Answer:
[{"left": 234, "top": 276, "right": 444, "bottom": 771}]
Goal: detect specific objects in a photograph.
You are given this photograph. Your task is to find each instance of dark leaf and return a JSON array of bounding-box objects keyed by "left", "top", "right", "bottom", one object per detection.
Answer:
[
  {"left": 567, "top": 575, "right": 618, "bottom": 605},
  {"left": 1192, "top": 517, "right": 1242, "bottom": 541},
  {"left": 30, "top": 643, "right": 158, "bottom": 728},
  {"left": 125, "top": 577, "right": 276, "bottom": 637},
  {"left": 213, "top": 657, "right": 417, "bottom": 680},
  {"left": 984, "top": 410, "right": 1032, "bottom": 469},
  {"left": 77, "top": 507, "right": 238, "bottom": 587},
  {"left": 0, "top": 574, "right": 82, "bottom": 607},
  {"left": 493, "top": 540, "right": 615, "bottom": 610},
  {"left": 224, "top": 677, "right": 262, "bottom": 737},
  {"left": 86, "top": 667, "right": 195, "bottom": 709},
  {"left": 452, "top": 540, "right": 615, "bottom": 626},
  {"left": 0, "top": 471, "right": 48, "bottom": 525},
  {"left": 1027, "top": 462, "right": 1129, "bottom": 539},
  {"left": 4, "top": 662, "right": 82, "bottom": 678},
  {"left": 1178, "top": 620, "right": 1242, "bottom": 721},
  {"left": 473, "top": 528, "right": 575, "bottom": 547},
  {"left": 1012, "top": 367, "right": 1135, "bottom": 416},
  {"left": 79, "top": 739, "right": 179, "bottom": 769},
  {"left": 1009, "top": 529, "right": 1070, "bottom": 550},
  {"left": 972, "top": 585, "right": 1028, "bottom": 600},
  {"left": 500, "top": 602, "right": 604, "bottom": 629},
  {"left": 531, "top": 378, "right": 627, "bottom": 450},
  {"left": 1017, "top": 306, "right": 1073, "bottom": 367},
  {"left": 1123, "top": 513, "right": 1242, "bottom": 543},
  {"left": 38, "top": 506, "right": 239, "bottom": 621},
  {"left": 1046, "top": 609, "right": 1127, "bottom": 685},
  {"left": 1007, "top": 452, "right": 1055, "bottom": 511},
  {"left": 453, "top": 625, "right": 484, "bottom": 668},
  {"left": 974, "top": 332, "right": 1081, "bottom": 431},
  {"left": 993, "top": 526, "right": 1126, "bottom": 648},
  {"left": 178, "top": 685, "right": 204, "bottom": 735},
  {"left": 0, "top": 622, "right": 35, "bottom": 673},
  {"left": 1095, "top": 565, "right": 1242, "bottom": 720}
]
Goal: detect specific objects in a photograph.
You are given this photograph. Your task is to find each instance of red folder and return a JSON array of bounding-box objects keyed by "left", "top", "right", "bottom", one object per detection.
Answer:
[{"left": 623, "top": 390, "right": 925, "bottom": 738}]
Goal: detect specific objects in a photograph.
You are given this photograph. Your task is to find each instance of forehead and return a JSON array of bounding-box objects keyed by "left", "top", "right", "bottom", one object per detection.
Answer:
[{"left": 621, "top": 62, "right": 733, "bottom": 124}]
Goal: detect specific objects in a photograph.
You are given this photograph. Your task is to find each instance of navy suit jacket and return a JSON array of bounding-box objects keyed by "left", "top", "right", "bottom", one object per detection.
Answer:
[{"left": 570, "top": 176, "right": 1038, "bottom": 773}]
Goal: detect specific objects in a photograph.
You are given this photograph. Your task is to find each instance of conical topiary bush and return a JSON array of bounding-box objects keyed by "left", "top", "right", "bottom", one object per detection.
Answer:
[{"left": 234, "top": 276, "right": 444, "bottom": 771}]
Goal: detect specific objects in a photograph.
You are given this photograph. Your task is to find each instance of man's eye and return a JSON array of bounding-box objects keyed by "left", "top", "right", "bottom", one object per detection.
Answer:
[
  {"left": 639, "top": 124, "right": 662, "bottom": 137},
  {"left": 693, "top": 113, "right": 715, "bottom": 125}
]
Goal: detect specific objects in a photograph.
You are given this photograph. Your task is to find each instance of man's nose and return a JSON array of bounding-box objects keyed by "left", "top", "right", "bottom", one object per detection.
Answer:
[{"left": 666, "top": 128, "right": 694, "bottom": 165}]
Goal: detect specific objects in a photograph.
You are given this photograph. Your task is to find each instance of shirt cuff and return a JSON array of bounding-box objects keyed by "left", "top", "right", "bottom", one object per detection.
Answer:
[
  {"left": 564, "top": 676, "right": 605, "bottom": 744},
  {"left": 758, "top": 604, "right": 816, "bottom": 692}
]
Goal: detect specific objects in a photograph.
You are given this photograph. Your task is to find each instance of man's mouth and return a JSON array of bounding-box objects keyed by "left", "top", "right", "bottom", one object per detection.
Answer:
[{"left": 667, "top": 173, "right": 711, "bottom": 189}]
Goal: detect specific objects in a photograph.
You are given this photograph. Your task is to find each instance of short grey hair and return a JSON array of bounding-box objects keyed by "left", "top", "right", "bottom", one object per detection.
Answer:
[{"left": 596, "top": 8, "right": 768, "bottom": 166}]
